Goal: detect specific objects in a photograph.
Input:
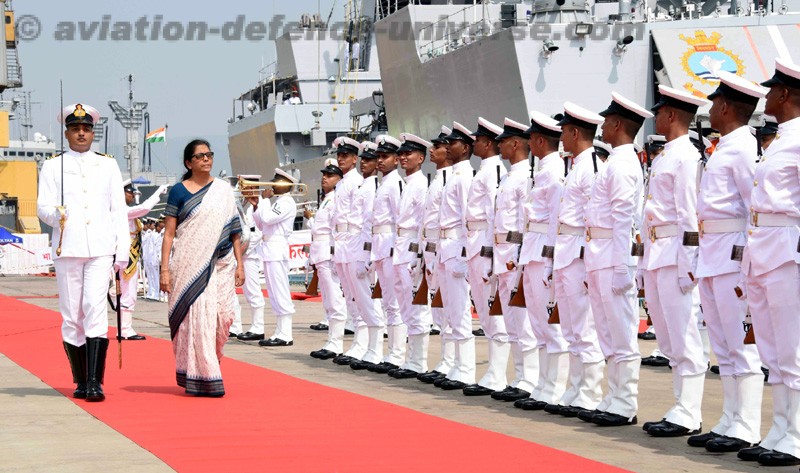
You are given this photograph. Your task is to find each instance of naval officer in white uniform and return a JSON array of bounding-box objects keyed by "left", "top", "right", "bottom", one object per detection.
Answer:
[
  {"left": 233, "top": 175, "right": 268, "bottom": 340},
  {"left": 38, "top": 103, "right": 130, "bottom": 402}
]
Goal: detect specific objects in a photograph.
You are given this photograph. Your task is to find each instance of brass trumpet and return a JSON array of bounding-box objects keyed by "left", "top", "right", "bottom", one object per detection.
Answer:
[{"left": 236, "top": 177, "right": 308, "bottom": 198}]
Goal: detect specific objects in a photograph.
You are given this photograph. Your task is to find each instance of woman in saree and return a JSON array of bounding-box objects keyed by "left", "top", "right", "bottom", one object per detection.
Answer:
[{"left": 160, "top": 139, "right": 245, "bottom": 397}]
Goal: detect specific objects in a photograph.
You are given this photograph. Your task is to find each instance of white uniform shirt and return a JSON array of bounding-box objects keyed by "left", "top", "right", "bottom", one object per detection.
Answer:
[
  {"left": 241, "top": 204, "right": 263, "bottom": 259},
  {"left": 493, "top": 159, "right": 531, "bottom": 275},
  {"left": 554, "top": 148, "right": 603, "bottom": 270},
  {"left": 422, "top": 166, "right": 449, "bottom": 268},
  {"left": 641, "top": 134, "right": 699, "bottom": 276},
  {"left": 745, "top": 116, "right": 800, "bottom": 277},
  {"left": 370, "top": 170, "right": 402, "bottom": 261},
  {"left": 519, "top": 152, "right": 564, "bottom": 266},
  {"left": 253, "top": 194, "right": 295, "bottom": 262},
  {"left": 331, "top": 168, "right": 364, "bottom": 264},
  {"left": 37, "top": 149, "right": 129, "bottom": 260},
  {"left": 355, "top": 175, "right": 379, "bottom": 262},
  {"left": 438, "top": 160, "right": 472, "bottom": 264},
  {"left": 696, "top": 125, "right": 755, "bottom": 278},
  {"left": 309, "top": 191, "right": 335, "bottom": 265},
  {"left": 585, "top": 144, "right": 643, "bottom": 271},
  {"left": 393, "top": 170, "right": 427, "bottom": 266},
  {"left": 465, "top": 155, "right": 506, "bottom": 259}
]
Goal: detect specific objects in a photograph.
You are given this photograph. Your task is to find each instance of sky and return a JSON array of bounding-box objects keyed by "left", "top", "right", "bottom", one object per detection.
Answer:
[{"left": 4, "top": 0, "right": 345, "bottom": 177}]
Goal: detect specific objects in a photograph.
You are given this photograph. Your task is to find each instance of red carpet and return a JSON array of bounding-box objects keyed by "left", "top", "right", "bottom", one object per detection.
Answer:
[{"left": 0, "top": 294, "right": 630, "bottom": 473}]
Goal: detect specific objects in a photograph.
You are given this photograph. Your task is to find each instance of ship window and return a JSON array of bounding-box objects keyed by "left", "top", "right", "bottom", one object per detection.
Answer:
[
  {"left": 26, "top": 152, "right": 34, "bottom": 157},
  {"left": 282, "top": 136, "right": 291, "bottom": 146}
]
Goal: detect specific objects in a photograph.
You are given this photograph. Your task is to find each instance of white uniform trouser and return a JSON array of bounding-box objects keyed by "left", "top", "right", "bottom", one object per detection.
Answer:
[
  {"left": 263, "top": 260, "right": 295, "bottom": 341},
  {"left": 499, "top": 269, "right": 538, "bottom": 393},
  {"left": 441, "top": 256, "right": 475, "bottom": 384},
  {"left": 468, "top": 254, "right": 508, "bottom": 341},
  {"left": 234, "top": 255, "right": 267, "bottom": 334},
  {"left": 554, "top": 258, "right": 603, "bottom": 410},
  {"left": 334, "top": 261, "right": 372, "bottom": 360},
  {"left": 318, "top": 260, "right": 348, "bottom": 353},
  {"left": 374, "top": 257, "right": 400, "bottom": 326},
  {"left": 145, "top": 262, "right": 159, "bottom": 299},
  {"left": 644, "top": 265, "right": 706, "bottom": 429},
  {"left": 429, "top": 262, "right": 455, "bottom": 374},
  {"left": 119, "top": 265, "right": 141, "bottom": 338},
  {"left": 587, "top": 266, "right": 640, "bottom": 419},
  {"left": 747, "top": 262, "right": 800, "bottom": 456},
  {"left": 55, "top": 256, "right": 113, "bottom": 346}
]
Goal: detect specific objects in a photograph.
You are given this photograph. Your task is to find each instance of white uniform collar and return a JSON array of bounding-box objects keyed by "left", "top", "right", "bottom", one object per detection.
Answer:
[
  {"left": 453, "top": 159, "right": 472, "bottom": 172},
  {"left": 717, "top": 125, "right": 750, "bottom": 146},
  {"left": 67, "top": 148, "right": 94, "bottom": 157},
  {"left": 778, "top": 116, "right": 800, "bottom": 134},
  {"left": 509, "top": 159, "right": 530, "bottom": 172},
  {"left": 436, "top": 165, "right": 451, "bottom": 178},
  {"left": 611, "top": 143, "right": 635, "bottom": 154},
  {"left": 538, "top": 151, "right": 560, "bottom": 166},
  {"left": 343, "top": 168, "right": 359, "bottom": 180},
  {"left": 663, "top": 133, "right": 691, "bottom": 152},
  {"left": 404, "top": 169, "right": 425, "bottom": 184},
  {"left": 480, "top": 155, "right": 502, "bottom": 169},
  {"left": 573, "top": 146, "right": 593, "bottom": 165}
]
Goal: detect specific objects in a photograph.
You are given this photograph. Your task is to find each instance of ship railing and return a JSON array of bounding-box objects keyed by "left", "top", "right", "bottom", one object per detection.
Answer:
[{"left": 416, "top": 5, "right": 492, "bottom": 63}]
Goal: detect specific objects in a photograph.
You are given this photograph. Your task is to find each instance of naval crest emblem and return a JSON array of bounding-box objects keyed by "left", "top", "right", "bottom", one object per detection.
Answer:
[{"left": 679, "top": 31, "right": 744, "bottom": 96}]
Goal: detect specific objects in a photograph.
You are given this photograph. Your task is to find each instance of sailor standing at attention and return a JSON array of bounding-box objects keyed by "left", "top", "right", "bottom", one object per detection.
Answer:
[
  {"left": 639, "top": 85, "right": 709, "bottom": 437},
  {"left": 416, "top": 126, "right": 456, "bottom": 384},
  {"left": 487, "top": 118, "right": 540, "bottom": 403},
  {"left": 247, "top": 168, "right": 297, "bottom": 347},
  {"left": 308, "top": 159, "right": 348, "bottom": 360},
  {"left": 359, "top": 135, "right": 406, "bottom": 373},
  {"left": 37, "top": 103, "right": 130, "bottom": 402},
  {"left": 580, "top": 93, "right": 650, "bottom": 427},
  {"left": 119, "top": 179, "right": 168, "bottom": 341},
  {"left": 738, "top": 58, "right": 800, "bottom": 467},
  {"left": 685, "top": 71, "right": 766, "bottom": 453},
  {"left": 233, "top": 175, "right": 268, "bottom": 340},
  {"left": 543, "top": 102, "right": 606, "bottom": 419},
  {"left": 462, "top": 118, "right": 510, "bottom": 397},
  {"left": 514, "top": 111, "right": 570, "bottom": 411},
  {"left": 387, "top": 133, "right": 432, "bottom": 379}
]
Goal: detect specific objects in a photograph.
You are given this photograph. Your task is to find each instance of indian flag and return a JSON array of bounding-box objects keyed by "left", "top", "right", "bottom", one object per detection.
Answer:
[{"left": 145, "top": 127, "right": 167, "bottom": 143}]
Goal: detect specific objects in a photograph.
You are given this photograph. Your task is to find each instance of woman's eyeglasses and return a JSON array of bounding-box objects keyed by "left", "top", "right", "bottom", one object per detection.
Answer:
[{"left": 192, "top": 152, "right": 215, "bottom": 160}]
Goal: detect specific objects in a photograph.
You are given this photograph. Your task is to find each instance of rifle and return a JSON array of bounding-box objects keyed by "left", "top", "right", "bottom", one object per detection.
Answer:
[
  {"left": 546, "top": 280, "right": 559, "bottom": 324},
  {"left": 411, "top": 263, "right": 429, "bottom": 305},
  {"left": 371, "top": 279, "right": 382, "bottom": 299},
  {"left": 509, "top": 267, "right": 527, "bottom": 308},
  {"left": 734, "top": 286, "right": 756, "bottom": 344},
  {"left": 489, "top": 287, "right": 503, "bottom": 316},
  {"left": 431, "top": 287, "right": 444, "bottom": 308},
  {"left": 305, "top": 265, "right": 319, "bottom": 296},
  {"left": 756, "top": 125, "right": 763, "bottom": 163},
  {"left": 114, "top": 263, "right": 123, "bottom": 369}
]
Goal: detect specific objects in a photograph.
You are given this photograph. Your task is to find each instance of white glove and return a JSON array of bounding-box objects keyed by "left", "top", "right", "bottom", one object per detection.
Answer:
[
  {"left": 481, "top": 258, "right": 492, "bottom": 282},
  {"left": 678, "top": 276, "right": 696, "bottom": 295},
  {"left": 542, "top": 265, "right": 553, "bottom": 288},
  {"left": 113, "top": 259, "right": 128, "bottom": 273},
  {"left": 451, "top": 259, "right": 468, "bottom": 279},
  {"left": 611, "top": 266, "right": 634, "bottom": 295},
  {"left": 635, "top": 270, "right": 644, "bottom": 291},
  {"left": 356, "top": 263, "right": 369, "bottom": 279},
  {"left": 157, "top": 184, "right": 169, "bottom": 196}
]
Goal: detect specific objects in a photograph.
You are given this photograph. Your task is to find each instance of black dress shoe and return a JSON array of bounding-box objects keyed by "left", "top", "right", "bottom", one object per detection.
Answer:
[
  {"left": 544, "top": 404, "right": 566, "bottom": 415},
  {"left": 687, "top": 431, "right": 721, "bottom": 447},
  {"left": 229, "top": 332, "right": 239, "bottom": 338},
  {"left": 125, "top": 334, "right": 146, "bottom": 341},
  {"left": 642, "top": 418, "right": 666, "bottom": 431},
  {"left": 491, "top": 386, "right": 515, "bottom": 400},
  {"left": 350, "top": 360, "right": 377, "bottom": 371},
  {"left": 344, "top": 328, "right": 355, "bottom": 335},
  {"left": 310, "top": 349, "right": 338, "bottom": 360},
  {"left": 592, "top": 412, "right": 638, "bottom": 427},
  {"left": 577, "top": 409, "right": 601, "bottom": 423},
  {"left": 559, "top": 406, "right": 590, "bottom": 418},
  {"left": 369, "top": 361, "right": 398, "bottom": 373},
  {"left": 738, "top": 445, "right": 770, "bottom": 461},
  {"left": 389, "top": 368, "right": 419, "bottom": 379},
  {"left": 641, "top": 355, "right": 670, "bottom": 367},
  {"left": 439, "top": 379, "right": 468, "bottom": 390},
  {"left": 73, "top": 382, "right": 87, "bottom": 399},
  {"left": 417, "top": 371, "right": 445, "bottom": 383},
  {"left": 258, "top": 338, "right": 293, "bottom": 347},
  {"left": 705, "top": 436, "right": 753, "bottom": 453},
  {"left": 709, "top": 365, "right": 720, "bottom": 374},
  {"left": 499, "top": 388, "right": 531, "bottom": 402},
  {"left": 433, "top": 376, "right": 448, "bottom": 388},
  {"left": 647, "top": 420, "right": 700, "bottom": 437},
  {"left": 332, "top": 354, "right": 356, "bottom": 365},
  {"left": 472, "top": 328, "right": 485, "bottom": 337},
  {"left": 238, "top": 332, "right": 265, "bottom": 341},
  {"left": 637, "top": 332, "right": 656, "bottom": 340},
  {"left": 309, "top": 323, "right": 328, "bottom": 331},
  {"left": 757, "top": 451, "right": 800, "bottom": 466},
  {"left": 463, "top": 384, "right": 495, "bottom": 396},
  {"left": 515, "top": 398, "right": 548, "bottom": 411},
  {"left": 430, "top": 328, "right": 441, "bottom": 335}
]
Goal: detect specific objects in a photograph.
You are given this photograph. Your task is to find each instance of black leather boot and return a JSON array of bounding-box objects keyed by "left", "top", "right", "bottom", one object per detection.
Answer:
[
  {"left": 85, "top": 337, "right": 109, "bottom": 402},
  {"left": 63, "top": 342, "right": 87, "bottom": 399}
]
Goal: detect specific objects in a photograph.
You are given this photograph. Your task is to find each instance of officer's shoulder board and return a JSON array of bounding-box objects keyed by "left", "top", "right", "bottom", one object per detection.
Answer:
[
  {"left": 95, "top": 151, "right": 114, "bottom": 158},
  {"left": 47, "top": 152, "right": 63, "bottom": 161}
]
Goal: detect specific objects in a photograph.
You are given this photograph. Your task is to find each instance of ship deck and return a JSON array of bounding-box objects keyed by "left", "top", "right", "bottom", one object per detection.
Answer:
[{"left": 0, "top": 275, "right": 787, "bottom": 472}]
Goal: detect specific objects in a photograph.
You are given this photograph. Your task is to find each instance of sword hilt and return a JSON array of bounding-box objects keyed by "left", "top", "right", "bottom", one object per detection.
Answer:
[{"left": 56, "top": 206, "right": 66, "bottom": 256}]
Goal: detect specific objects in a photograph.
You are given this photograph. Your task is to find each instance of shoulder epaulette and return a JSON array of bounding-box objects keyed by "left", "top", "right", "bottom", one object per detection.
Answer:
[
  {"left": 47, "top": 152, "right": 63, "bottom": 161},
  {"left": 95, "top": 151, "right": 114, "bottom": 158}
]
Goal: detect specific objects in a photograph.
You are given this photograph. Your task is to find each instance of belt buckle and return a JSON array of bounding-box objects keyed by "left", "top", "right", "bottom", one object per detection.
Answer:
[
  {"left": 585, "top": 228, "right": 591, "bottom": 242},
  {"left": 698, "top": 220, "right": 704, "bottom": 238},
  {"left": 557, "top": 223, "right": 563, "bottom": 235},
  {"left": 648, "top": 226, "right": 656, "bottom": 243},
  {"left": 750, "top": 210, "right": 759, "bottom": 227}
]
